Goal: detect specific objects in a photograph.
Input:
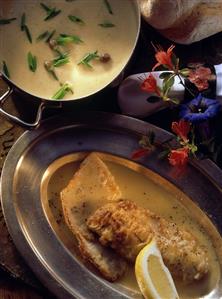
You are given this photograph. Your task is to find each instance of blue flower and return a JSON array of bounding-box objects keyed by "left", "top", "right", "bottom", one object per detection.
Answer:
[{"left": 179, "top": 94, "right": 221, "bottom": 123}]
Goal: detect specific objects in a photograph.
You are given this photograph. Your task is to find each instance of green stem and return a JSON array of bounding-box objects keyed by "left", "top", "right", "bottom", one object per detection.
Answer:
[{"left": 177, "top": 73, "right": 195, "bottom": 98}]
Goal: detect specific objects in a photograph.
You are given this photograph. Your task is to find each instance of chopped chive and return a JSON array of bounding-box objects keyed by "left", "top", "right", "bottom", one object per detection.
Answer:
[
  {"left": 53, "top": 53, "right": 70, "bottom": 67},
  {"left": 68, "top": 15, "right": 84, "bottom": 25},
  {"left": 53, "top": 57, "right": 69, "bottom": 67},
  {"left": 46, "top": 29, "right": 56, "bottom": 42},
  {"left": 44, "top": 61, "right": 59, "bottom": 81},
  {"left": 0, "top": 18, "right": 16, "bottom": 25},
  {"left": 103, "top": 0, "right": 113, "bottom": 15},
  {"left": 45, "top": 9, "right": 61, "bottom": 21},
  {"left": 40, "top": 3, "right": 61, "bottom": 21},
  {"left": 20, "top": 13, "right": 26, "bottom": 30},
  {"left": 2, "top": 61, "right": 10, "bottom": 78},
  {"left": 78, "top": 51, "right": 100, "bottom": 68},
  {"left": 98, "top": 21, "right": 115, "bottom": 27},
  {"left": 37, "top": 30, "right": 49, "bottom": 41},
  {"left": 20, "top": 13, "right": 32, "bottom": 43},
  {"left": 27, "top": 52, "right": 37, "bottom": 72},
  {"left": 24, "top": 25, "right": 32, "bottom": 43},
  {"left": 52, "top": 83, "right": 73, "bottom": 99},
  {"left": 40, "top": 3, "right": 51, "bottom": 12},
  {"left": 56, "top": 34, "right": 83, "bottom": 45}
]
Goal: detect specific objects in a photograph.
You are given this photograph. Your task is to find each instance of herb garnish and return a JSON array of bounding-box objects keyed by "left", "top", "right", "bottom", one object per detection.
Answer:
[
  {"left": 56, "top": 34, "right": 83, "bottom": 45},
  {"left": 44, "top": 52, "right": 69, "bottom": 82},
  {"left": 20, "top": 13, "right": 32, "bottom": 43},
  {"left": 46, "top": 29, "right": 56, "bottom": 43},
  {"left": 0, "top": 18, "right": 16, "bottom": 25},
  {"left": 20, "top": 13, "right": 26, "bottom": 30},
  {"left": 40, "top": 3, "right": 61, "bottom": 21},
  {"left": 2, "top": 61, "right": 10, "bottom": 78},
  {"left": 52, "top": 82, "right": 73, "bottom": 99},
  {"left": 27, "top": 52, "right": 37, "bottom": 72},
  {"left": 37, "top": 30, "right": 50, "bottom": 41},
  {"left": 53, "top": 52, "right": 70, "bottom": 67},
  {"left": 24, "top": 26, "right": 32, "bottom": 43},
  {"left": 78, "top": 51, "right": 100, "bottom": 68},
  {"left": 44, "top": 61, "right": 59, "bottom": 81},
  {"left": 68, "top": 15, "right": 84, "bottom": 25},
  {"left": 103, "top": 0, "right": 113, "bottom": 15},
  {"left": 98, "top": 21, "right": 115, "bottom": 28}
]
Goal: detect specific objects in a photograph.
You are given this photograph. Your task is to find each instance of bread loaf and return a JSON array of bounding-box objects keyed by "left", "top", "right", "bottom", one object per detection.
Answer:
[{"left": 139, "top": 0, "right": 222, "bottom": 44}]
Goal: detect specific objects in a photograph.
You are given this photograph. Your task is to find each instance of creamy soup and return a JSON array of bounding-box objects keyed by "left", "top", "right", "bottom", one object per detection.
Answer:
[
  {"left": 41, "top": 153, "right": 222, "bottom": 299},
  {"left": 0, "top": 0, "right": 138, "bottom": 99}
]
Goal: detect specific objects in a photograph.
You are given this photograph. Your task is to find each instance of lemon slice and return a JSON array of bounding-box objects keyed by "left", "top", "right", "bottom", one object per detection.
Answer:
[{"left": 135, "top": 240, "right": 179, "bottom": 299}]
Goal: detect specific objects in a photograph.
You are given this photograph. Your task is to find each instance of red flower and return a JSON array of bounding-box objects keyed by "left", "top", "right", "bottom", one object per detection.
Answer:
[
  {"left": 188, "top": 66, "right": 215, "bottom": 91},
  {"left": 141, "top": 74, "right": 161, "bottom": 96},
  {"left": 131, "top": 148, "right": 150, "bottom": 160},
  {"left": 152, "top": 45, "right": 175, "bottom": 71},
  {"left": 168, "top": 148, "right": 189, "bottom": 166},
  {"left": 171, "top": 120, "right": 191, "bottom": 142}
]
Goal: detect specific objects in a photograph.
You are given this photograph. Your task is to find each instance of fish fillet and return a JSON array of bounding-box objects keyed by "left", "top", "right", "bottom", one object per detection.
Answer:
[
  {"left": 87, "top": 200, "right": 209, "bottom": 283},
  {"left": 60, "top": 153, "right": 126, "bottom": 281}
]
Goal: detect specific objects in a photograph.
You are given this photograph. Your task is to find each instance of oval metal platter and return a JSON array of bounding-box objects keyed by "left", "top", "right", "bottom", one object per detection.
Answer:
[{"left": 1, "top": 111, "right": 222, "bottom": 299}]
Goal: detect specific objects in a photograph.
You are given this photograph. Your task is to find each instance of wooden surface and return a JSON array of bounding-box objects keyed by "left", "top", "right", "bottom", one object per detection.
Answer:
[{"left": 0, "top": 272, "right": 44, "bottom": 299}]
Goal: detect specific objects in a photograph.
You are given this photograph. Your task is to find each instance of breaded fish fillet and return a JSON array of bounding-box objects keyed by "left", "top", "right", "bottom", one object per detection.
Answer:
[
  {"left": 87, "top": 200, "right": 209, "bottom": 283},
  {"left": 61, "top": 153, "right": 126, "bottom": 281}
]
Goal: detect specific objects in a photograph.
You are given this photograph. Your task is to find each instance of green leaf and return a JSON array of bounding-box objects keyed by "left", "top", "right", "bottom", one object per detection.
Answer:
[
  {"left": 162, "top": 75, "right": 175, "bottom": 95},
  {"left": 139, "top": 133, "right": 155, "bottom": 149},
  {"left": 52, "top": 83, "right": 73, "bottom": 99},
  {"left": 78, "top": 51, "right": 100, "bottom": 68},
  {"left": 190, "top": 144, "right": 198, "bottom": 154},
  {"left": 170, "top": 98, "right": 180, "bottom": 104},
  {"left": 68, "top": 15, "right": 84, "bottom": 24},
  {"left": 146, "top": 96, "right": 160, "bottom": 103},
  {"left": 0, "top": 18, "right": 16, "bottom": 25},
  {"left": 57, "top": 34, "right": 83, "bottom": 45},
  {"left": 159, "top": 72, "right": 172, "bottom": 79},
  {"left": 2, "top": 61, "right": 10, "bottom": 78},
  {"left": 27, "top": 52, "right": 37, "bottom": 72},
  {"left": 98, "top": 21, "right": 115, "bottom": 28},
  {"left": 37, "top": 30, "right": 49, "bottom": 41},
  {"left": 158, "top": 148, "right": 170, "bottom": 160},
  {"left": 139, "top": 135, "right": 150, "bottom": 148},
  {"left": 103, "top": 0, "right": 113, "bottom": 14},
  {"left": 148, "top": 131, "right": 155, "bottom": 145},
  {"left": 180, "top": 68, "right": 190, "bottom": 77}
]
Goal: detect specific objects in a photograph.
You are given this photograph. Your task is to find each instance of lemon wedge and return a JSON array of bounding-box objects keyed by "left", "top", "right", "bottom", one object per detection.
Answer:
[{"left": 135, "top": 240, "right": 179, "bottom": 299}]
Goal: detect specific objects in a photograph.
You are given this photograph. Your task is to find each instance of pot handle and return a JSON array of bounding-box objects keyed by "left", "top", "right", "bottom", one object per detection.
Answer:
[{"left": 0, "top": 85, "right": 45, "bottom": 128}]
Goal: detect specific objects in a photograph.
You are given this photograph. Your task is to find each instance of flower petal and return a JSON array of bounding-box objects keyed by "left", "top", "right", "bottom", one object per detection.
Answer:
[
  {"left": 131, "top": 148, "right": 149, "bottom": 160},
  {"left": 168, "top": 148, "right": 189, "bottom": 166},
  {"left": 179, "top": 94, "right": 221, "bottom": 123}
]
